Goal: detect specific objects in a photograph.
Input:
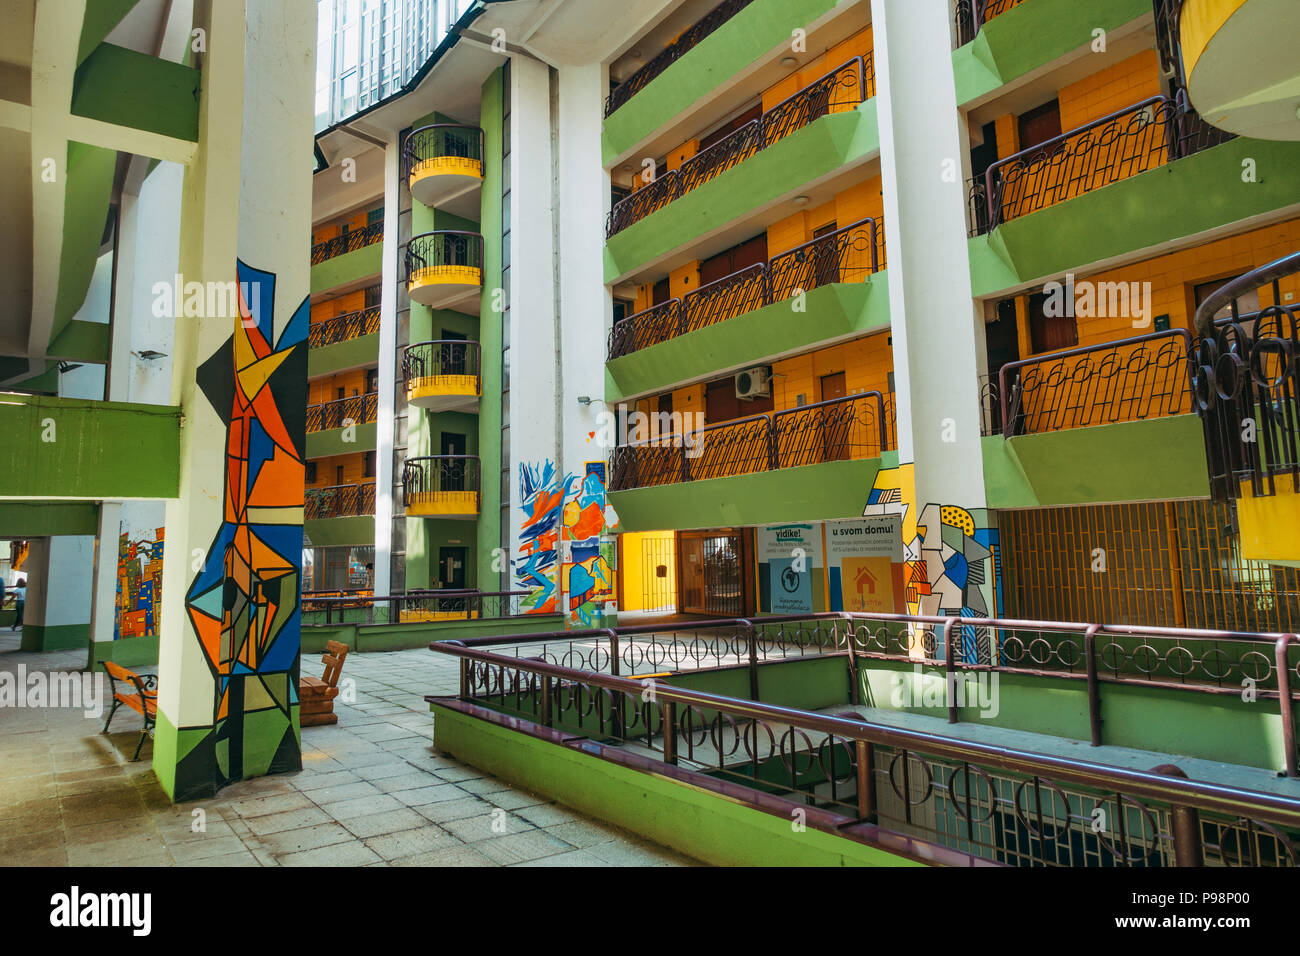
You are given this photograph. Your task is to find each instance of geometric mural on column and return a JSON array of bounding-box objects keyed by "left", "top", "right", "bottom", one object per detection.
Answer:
[{"left": 173, "top": 260, "right": 309, "bottom": 801}]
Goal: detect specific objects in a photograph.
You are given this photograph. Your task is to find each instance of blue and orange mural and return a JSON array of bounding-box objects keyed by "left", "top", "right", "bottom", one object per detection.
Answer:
[
  {"left": 516, "top": 460, "right": 564, "bottom": 614},
  {"left": 175, "top": 259, "right": 308, "bottom": 800},
  {"left": 116, "top": 529, "right": 164, "bottom": 639},
  {"left": 563, "top": 462, "right": 615, "bottom": 626}
]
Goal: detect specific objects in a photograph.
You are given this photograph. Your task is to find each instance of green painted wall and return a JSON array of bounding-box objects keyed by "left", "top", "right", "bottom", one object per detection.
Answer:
[
  {"left": 602, "top": 0, "right": 844, "bottom": 164},
  {"left": 432, "top": 704, "right": 919, "bottom": 866},
  {"left": 302, "top": 612, "right": 565, "bottom": 653},
  {"left": 306, "top": 421, "right": 376, "bottom": 457},
  {"left": 609, "top": 455, "right": 886, "bottom": 532},
  {"left": 308, "top": 332, "right": 379, "bottom": 378},
  {"left": 604, "top": 100, "right": 879, "bottom": 283},
  {"left": 0, "top": 502, "right": 98, "bottom": 536},
  {"left": 969, "top": 138, "right": 1300, "bottom": 298},
  {"left": 310, "top": 241, "right": 383, "bottom": 295},
  {"left": 982, "top": 415, "right": 1210, "bottom": 508},
  {"left": 51, "top": 142, "right": 116, "bottom": 348},
  {"left": 606, "top": 279, "right": 889, "bottom": 401},
  {"left": 21, "top": 622, "right": 89, "bottom": 652},
  {"left": 0, "top": 394, "right": 180, "bottom": 499},
  {"left": 88, "top": 635, "right": 159, "bottom": 669},
  {"left": 72, "top": 44, "right": 200, "bottom": 142},
  {"left": 953, "top": 0, "right": 1150, "bottom": 106},
  {"left": 48, "top": 320, "right": 111, "bottom": 363},
  {"left": 305, "top": 515, "right": 375, "bottom": 548}
]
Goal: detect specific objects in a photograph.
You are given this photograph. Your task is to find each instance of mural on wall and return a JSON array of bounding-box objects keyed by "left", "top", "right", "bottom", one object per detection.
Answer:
[
  {"left": 563, "top": 462, "right": 615, "bottom": 626},
  {"left": 864, "top": 463, "right": 1001, "bottom": 665},
  {"left": 115, "top": 529, "right": 164, "bottom": 639},
  {"left": 516, "top": 460, "right": 563, "bottom": 614},
  {"left": 174, "top": 260, "right": 308, "bottom": 801}
]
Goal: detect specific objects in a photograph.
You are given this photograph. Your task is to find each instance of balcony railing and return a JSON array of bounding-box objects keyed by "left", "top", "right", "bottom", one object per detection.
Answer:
[
  {"left": 404, "top": 230, "right": 484, "bottom": 285},
  {"left": 604, "top": 0, "right": 758, "bottom": 117},
  {"left": 954, "top": 0, "right": 1027, "bottom": 47},
  {"left": 306, "top": 589, "right": 532, "bottom": 625},
  {"left": 305, "top": 482, "right": 376, "bottom": 520},
  {"left": 606, "top": 55, "right": 874, "bottom": 237},
  {"left": 401, "top": 339, "right": 481, "bottom": 393},
  {"left": 608, "top": 217, "right": 885, "bottom": 361},
  {"left": 609, "top": 391, "right": 892, "bottom": 491},
  {"left": 402, "top": 455, "right": 481, "bottom": 510},
  {"left": 311, "top": 220, "right": 383, "bottom": 265},
  {"left": 305, "top": 392, "right": 378, "bottom": 434},
  {"left": 999, "top": 329, "right": 1196, "bottom": 439},
  {"left": 970, "top": 93, "right": 1235, "bottom": 235},
  {"left": 308, "top": 305, "right": 380, "bottom": 349},
  {"left": 402, "top": 124, "right": 485, "bottom": 180},
  {"left": 1190, "top": 253, "right": 1300, "bottom": 503}
]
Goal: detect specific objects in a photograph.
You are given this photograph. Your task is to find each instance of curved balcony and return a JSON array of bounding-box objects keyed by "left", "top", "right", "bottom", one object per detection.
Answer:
[
  {"left": 402, "top": 340, "right": 481, "bottom": 413},
  {"left": 403, "top": 124, "right": 484, "bottom": 213},
  {"left": 606, "top": 55, "right": 874, "bottom": 238},
  {"left": 609, "top": 392, "right": 893, "bottom": 491},
  {"left": 608, "top": 217, "right": 884, "bottom": 361},
  {"left": 311, "top": 221, "right": 383, "bottom": 265},
  {"left": 403, "top": 455, "right": 481, "bottom": 519},
  {"left": 308, "top": 305, "right": 380, "bottom": 349},
  {"left": 305, "top": 392, "right": 377, "bottom": 434},
  {"left": 305, "top": 482, "right": 375, "bottom": 520},
  {"left": 404, "top": 231, "right": 483, "bottom": 310}
]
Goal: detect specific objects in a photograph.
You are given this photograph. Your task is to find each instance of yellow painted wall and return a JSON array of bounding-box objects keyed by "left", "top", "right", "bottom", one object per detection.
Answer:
[
  {"left": 307, "top": 452, "right": 372, "bottom": 489},
  {"left": 620, "top": 530, "right": 677, "bottom": 612},
  {"left": 1058, "top": 49, "right": 1162, "bottom": 131},
  {"left": 761, "top": 26, "right": 875, "bottom": 111},
  {"left": 309, "top": 368, "right": 372, "bottom": 407},
  {"left": 311, "top": 208, "right": 378, "bottom": 247},
  {"left": 310, "top": 289, "right": 367, "bottom": 324},
  {"left": 769, "top": 330, "right": 893, "bottom": 412}
]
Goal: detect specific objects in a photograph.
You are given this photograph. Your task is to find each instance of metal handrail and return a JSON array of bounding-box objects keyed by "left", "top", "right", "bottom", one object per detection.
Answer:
[
  {"left": 311, "top": 220, "right": 383, "bottom": 265},
  {"left": 304, "top": 482, "right": 376, "bottom": 520},
  {"left": 401, "top": 339, "right": 482, "bottom": 393},
  {"left": 402, "top": 123, "right": 485, "bottom": 180},
  {"left": 308, "top": 305, "right": 381, "bottom": 349},
  {"left": 305, "top": 392, "right": 378, "bottom": 433},
  {"left": 404, "top": 230, "right": 484, "bottom": 284}
]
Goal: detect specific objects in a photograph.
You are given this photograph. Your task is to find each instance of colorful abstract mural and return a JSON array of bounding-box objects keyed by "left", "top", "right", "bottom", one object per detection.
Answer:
[
  {"left": 864, "top": 464, "right": 1001, "bottom": 665},
  {"left": 174, "top": 260, "right": 308, "bottom": 800},
  {"left": 115, "top": 529, "right": 164, "bottom": 639},
  {"left": 516, "top": 460, "right": 563, "bottom": 614},
  {"left": 562, "top": 462, "right": 616, "bottom": 626}
]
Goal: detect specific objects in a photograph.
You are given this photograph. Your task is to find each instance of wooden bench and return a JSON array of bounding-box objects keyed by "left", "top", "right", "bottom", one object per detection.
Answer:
[
  {"left": 101, "top": 662, "right": 158, "bottom": 761},
  {"left": 300, "top": 641, "right": 349, "bottom": 726}
]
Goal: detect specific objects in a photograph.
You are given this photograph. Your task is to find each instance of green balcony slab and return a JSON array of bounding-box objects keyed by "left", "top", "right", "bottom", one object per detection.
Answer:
[
  {"left": 310, "top": 241, "right": 383, "bottom": 295},
  {"left": 52, "top": 142, "right": 116, "bottom": 349},
  {"left": 0, "top": 501, "right": 98, "bottom": 536},
  {"left": 48, "top": 320, "right": 110, "bottom": 364},
  {"left": 969, "top": 138, "right": 1300, "bottom": 299},
  {"left": 72, "top": 43, "right": 200, "bottom": 143},
  {"left": 306, "top": 421, "right": 376, "bottom": 458},
  {"left": 953, "top": 0, "right": 1150, "bottom": 107},
  {"left": 308, "top": 332, "right": 380, "bottom": 378},
  {"left": 609, "top": 455, "right": 887, "bottom": 532},
  {"left": 604, "top": 100, "right": 879, "bottom": 284},
  {"left": 606, "top": 277, "right": 889, "bottom": 401},
  {"left": 982, "top": 414, "right": 1210, "bottom": 508},
  {"left": 304, "top": 515, "right": 374, "bottom": 548},
  {"left": 602, "top": 0, "right": 845, "bottom": 164},
  {"left": 0, "top": 394, "right": 180, "bottom": 499}
]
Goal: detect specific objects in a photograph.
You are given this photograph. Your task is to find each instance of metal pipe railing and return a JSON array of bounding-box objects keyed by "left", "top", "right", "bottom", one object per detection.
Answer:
[
  {"left": 308, "top": 305, "right": 381, "bottom": 349},
  {"left": 311, "top": 220, "right": 383, "bottom": 265}
]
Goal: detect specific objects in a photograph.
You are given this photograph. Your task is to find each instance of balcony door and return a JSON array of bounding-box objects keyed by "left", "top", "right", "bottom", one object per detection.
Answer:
[
  {"left": 440, "top": 328, "right": 468, "bottom": 376},
  {"left": 679, "top": 530, "right": 746, "bottom": 616},
  {"left": 819, "top": 371, "right": 851, "bottom": 462},
  {"left": 441, "top": 433, "right": 466, "bottom": 491}
]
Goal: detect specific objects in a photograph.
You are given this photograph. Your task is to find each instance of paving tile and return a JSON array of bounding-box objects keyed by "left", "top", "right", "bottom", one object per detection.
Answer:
[
  {"left": 252, "top": 822, "right": 355, "bottom": 856},
  {"left": 277, "top": 840, "right": 383, "bottom": 867},
  {"left": 338, "top": 807, "right": 428, "bottom": 839},
  {"left": 362, "top": 825, "right": 460, "bottom": 861},
  {"left": 474, "top": 829, "right": 576, "bottom": 865},
  {"left": 390, "top": 844, "right": 496, "bottom": 867}
]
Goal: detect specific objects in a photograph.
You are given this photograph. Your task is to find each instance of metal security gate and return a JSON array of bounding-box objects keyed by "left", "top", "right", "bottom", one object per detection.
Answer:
[
  {"left": 1001, "top": 500, "right": 1300, "bottom": 631},
  {"left": 640, "top": 537, "right": 676, "bottom": 612},
  {"left": 679, "top": 531, "right": 744, "bottom": 616}
]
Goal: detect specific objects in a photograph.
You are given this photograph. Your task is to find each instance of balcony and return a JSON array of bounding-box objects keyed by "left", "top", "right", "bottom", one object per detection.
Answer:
[
  {"left": 308, "top": 305, "right": 380, "bottom": 349},
  {"left": 403, "top": 124, "right": 484, "bottom": 215},
  {"left": 405, "top": 231, "right": 483, "bottom": 310},
  {"left": 605, "top": 0, "right": 758, "bottom": 118},
  {"left": 305, "top": 482, "right": 376, "bottom": 521},
  {"left": 403, "top": 455, "right": 481, "bottom": 519},
  {"left": 953, "top": 0, "right": 1026, "bottom": 47},
  {"left": 606, "top": 55, "right": 874, "bottom": 239},
  {"left": 305, "top": 392, "right": 378, "bottom": 434},
  {"left": 969, "top": 94, "right": 1234, "bottom": 236},
  {"left": 311, "top": 221, "right": 383, "bottom": 265},
  {"left": 402, "top": 340, "right": 481, "bottom": 414},
  {"left": 609, "top": 217, "right": 884, "bottom": 364}
]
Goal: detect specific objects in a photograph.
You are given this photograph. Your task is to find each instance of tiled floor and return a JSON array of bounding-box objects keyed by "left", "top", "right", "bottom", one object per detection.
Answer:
[{"left": 0, "top": 633, "right": 695, "bottom": 867}]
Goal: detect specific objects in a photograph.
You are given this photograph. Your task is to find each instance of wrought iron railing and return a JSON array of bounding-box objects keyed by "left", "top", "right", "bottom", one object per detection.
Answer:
[
  {"left": 305, "top": 392, "right": 378, "bottom": 434},
  {"left": 609, "top": 391, "right": 892, "bottom": 491},
  {"left": 311, "top": 220, "right": 383, "bottom": 265},
  {"left": 606, "top": 56, "right": 873, "bottom": 237},
  {"left": 402, "top": 454, "right": 481, "bottom": 510},
  {"left": 430, "top": 613, "right": 1300, "bottom": 865},
  {"left": 1190, "top": 253, "right": 1300, "bottom": 502},
  {"left": 401, "top": 340, "right": 481, "bottom": 393},
  {"left": 954, "top": 0, "right": 1027, "bottom": 47},
  {"left": 978, "top": 374, "right": 1002, "bottom": 436},
  {"left": 971, "top": 94, "right": 1235, "bottom": 235},
  {"left": 404, "top": 230, "right": 484, "bottom": 286},
  {"left": 402, "top": 124, "right": 485, "bottom": 180},
  {"left": 999, "top": 329, "right": 1196, "bottom": 438},
  {"left": 308, "top": 305, "right": 380, "bottom": 349},
  {"left": 305, "top": 589, "right": 532, "bottom": 625},
  {"left": 608, "top": 217, "right": 883, "bottom": 361},
  {"left": 604, "top": 0, "right": 758, "bottom": 117},
  {"left": 305, "top": 482, "right": 376, "bottom": 520}
]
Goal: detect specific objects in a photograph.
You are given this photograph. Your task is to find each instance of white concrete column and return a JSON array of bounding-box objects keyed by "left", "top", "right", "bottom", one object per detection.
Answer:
[{"left": 373, "top": 134, "right": 401, "bottom": 609}]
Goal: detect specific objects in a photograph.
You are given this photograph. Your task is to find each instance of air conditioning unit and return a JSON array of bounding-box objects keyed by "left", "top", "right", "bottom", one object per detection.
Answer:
[{"left": 735, "top": 366, "right": 772, "bottom": 400}]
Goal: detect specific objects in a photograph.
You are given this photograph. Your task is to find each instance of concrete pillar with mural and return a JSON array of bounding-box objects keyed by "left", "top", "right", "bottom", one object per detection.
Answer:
[
  {"left": 154, "top": 0, "right": 315, "bottom": 801},
  {"left": 867, "top": 0, "right": 1002, "bottom": 656}
]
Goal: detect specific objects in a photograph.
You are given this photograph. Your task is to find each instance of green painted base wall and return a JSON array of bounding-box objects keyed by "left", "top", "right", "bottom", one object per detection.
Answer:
[
  {"left": 87, "top": 635, "right": 160, "bottom": 669},
  {"left": 302, "top": 613, "right": 565, "bottom": 654},
  {"left": 432, "top": 704, "right": 919, "bottom": 866},
  {"left": 20, "top": 622, "right": 89, "bottom": 652}
]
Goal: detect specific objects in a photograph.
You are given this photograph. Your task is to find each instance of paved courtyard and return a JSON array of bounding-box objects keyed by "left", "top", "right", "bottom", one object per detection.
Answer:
[{"left": 0, "top": 633, "right": 694, "bottom": 867}]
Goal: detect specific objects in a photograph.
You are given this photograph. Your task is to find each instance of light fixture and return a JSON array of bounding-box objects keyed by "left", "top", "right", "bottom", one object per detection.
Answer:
[
  {"left": 134, "top": 349, "right": 168, "bottom": 360},
  {"left": 781, "top": 56, "right": 797, "bottom": 68},
  {"left": 577, "top": 395, "right": 593, "bottom": 406},
  {"left": 793, "top": 195, "right": 810, "bottom": 206}
]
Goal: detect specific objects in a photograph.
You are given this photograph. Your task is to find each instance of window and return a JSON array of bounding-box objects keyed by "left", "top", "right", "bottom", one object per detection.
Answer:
[
  {"left": 364, "top": 450, "right": 376, "bottom": 478},
  {"left": 1018, "top": 99, "right": 1062, "bottom": 151},
  {"left": 366, "top": 368, "right": 379, "bottom": 393},
  {"left": 1027, "top": 290, "right": 1078, "bottom": 353},
  {"left": 305, "top": 461, "right": 318, "bottom": 484}
]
